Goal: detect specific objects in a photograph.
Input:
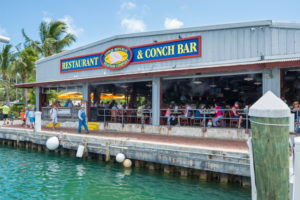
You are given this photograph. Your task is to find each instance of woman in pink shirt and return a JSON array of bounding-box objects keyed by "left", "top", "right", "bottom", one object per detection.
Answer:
[{"left": 212, "top": 103, "right": 223, "bottom": 127}]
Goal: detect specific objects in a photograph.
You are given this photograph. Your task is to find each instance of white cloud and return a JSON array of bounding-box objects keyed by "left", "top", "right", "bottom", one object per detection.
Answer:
[
  {"left": 164, "top": 18, "right": 184, "bottom": 29},
  {"left": 59, "top": 16, "right": 84, "bottom": 36},
  {"left": 121, "top": 2, "right": 136, "bottom": 10},
  {"left": 0, "top": 26, "right": 6, "bottom": 36},
  {"left": 42, "top": 17, "right": 52, "bottom": 24},
  {"left": 121, "top": 18, "right": 146, "bottom": 33},
  {"left": 42, "top": 15, "right": 84, "bottom": 36}
]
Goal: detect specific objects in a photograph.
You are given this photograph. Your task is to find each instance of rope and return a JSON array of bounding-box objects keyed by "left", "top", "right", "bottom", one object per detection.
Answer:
[{"left": 250, "top": 119, "right": 289, "bottom": 127}]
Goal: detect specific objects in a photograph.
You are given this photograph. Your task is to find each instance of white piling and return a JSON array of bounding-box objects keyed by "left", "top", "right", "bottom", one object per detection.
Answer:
[{"left": 34, "top": 111, "right": 42, "bottom": 132}]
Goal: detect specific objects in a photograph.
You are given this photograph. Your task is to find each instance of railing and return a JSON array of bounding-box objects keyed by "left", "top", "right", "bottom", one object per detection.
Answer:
[
  {"left": 90, "top": 107, "right": 250, "bottom": 132},
  {"left": 41, "top": 107, "right": 81, "bottom": 120},
  {"left": 40, "top": 106, "right": 300, "bottom": 134},
  {"left": 91, "top": 108, "right": 152, "bottom": 128},
  {"left": 160, "top": 108, "right": 250, "bottom": 133}
]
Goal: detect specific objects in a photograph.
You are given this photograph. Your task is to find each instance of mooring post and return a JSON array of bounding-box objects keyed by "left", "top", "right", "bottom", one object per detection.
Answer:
[
  {"left": 35, "top": 111, "right": 42, "bottom": 132},
  {"left": 249, "top": 91, "right": 290, "bottom": 200}
]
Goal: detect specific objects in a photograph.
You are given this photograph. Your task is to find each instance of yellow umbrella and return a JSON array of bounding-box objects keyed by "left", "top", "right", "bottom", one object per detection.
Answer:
[
  {"left": 58, "top": 92, "right": 126, "bottom": 100},
  {"left": 58, "top": 92, "right": 83, "bottom": 100}
]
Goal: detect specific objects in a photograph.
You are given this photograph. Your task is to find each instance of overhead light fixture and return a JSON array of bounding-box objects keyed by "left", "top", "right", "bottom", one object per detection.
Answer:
[
  {"left": 193, "top": 80, "right": 202, "bottom": 85},
  {"left": 232, "top": 89, "right": 238, "bottom": 92},
  {"left": 121, "top": 85, "right": 128, "bottom": 88},
  {"left": 240, "top": 91, "right": 245, "bottom": 94},
  {"left": 209, "top": 78, "right": 216, "bottom": 88},
  {"left": 244, "top": 77, "right": 253, "bottom": 81},
  {"left": 224, "top": 87, "right": 230, "bottom": 90},
  {"left": 254, "top": 82, "right": 262, "bottom": 85},
  {"left": 146, "top": 84, "right": 152, "bottom": 87}
]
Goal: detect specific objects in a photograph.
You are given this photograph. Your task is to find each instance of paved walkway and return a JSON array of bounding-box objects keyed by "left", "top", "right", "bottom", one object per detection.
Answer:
[{"left": 4, "top": 124, "right": 249, "bottom": 153}]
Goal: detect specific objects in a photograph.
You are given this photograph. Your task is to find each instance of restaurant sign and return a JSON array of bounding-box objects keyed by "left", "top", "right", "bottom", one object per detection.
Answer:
[{"left": 60, "top": 36, "right": 201, "bottom": 73}]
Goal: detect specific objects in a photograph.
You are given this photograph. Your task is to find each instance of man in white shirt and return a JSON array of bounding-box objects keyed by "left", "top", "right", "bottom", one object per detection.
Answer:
[{"left": 50, "top": 105, "right": 58, "bottom": 130}]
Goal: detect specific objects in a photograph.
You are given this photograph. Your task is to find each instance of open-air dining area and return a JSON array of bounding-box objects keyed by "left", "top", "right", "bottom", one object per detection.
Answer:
[{"left": 40, "top": 73, "right": 266, "bottom": 133}]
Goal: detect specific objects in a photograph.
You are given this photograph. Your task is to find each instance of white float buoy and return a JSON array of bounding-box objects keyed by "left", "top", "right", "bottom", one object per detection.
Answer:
[
  {"left": 116, "top": 153, "right": 126, "bottom": 163},
  {"left": 123, "top": 159, "right": 132, "bottom": 168},
  {"left": 46, "top": 136, "right": 59, "bottom": 150},
  {"left": 76, "top": 145, "right": 85, "bottom": 158}
]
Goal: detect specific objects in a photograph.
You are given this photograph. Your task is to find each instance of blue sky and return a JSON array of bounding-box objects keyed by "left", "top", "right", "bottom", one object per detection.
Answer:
[{"left": 1, "top": 0, "right": 300, "bottom": 50}]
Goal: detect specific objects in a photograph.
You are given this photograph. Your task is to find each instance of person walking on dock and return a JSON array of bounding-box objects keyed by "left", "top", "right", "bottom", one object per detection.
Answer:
[
  {"left": 2, "top": 103, "right": 10, "bottom": 126},
  {"left": 50, "top": 104, "right": 58, "bottom": 130},
  {"left": 78, "top": 106, "right": 89, "bottom": 134}
]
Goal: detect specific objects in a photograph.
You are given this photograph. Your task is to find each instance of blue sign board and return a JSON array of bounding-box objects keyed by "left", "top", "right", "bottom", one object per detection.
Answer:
[{"left": 60, "top": 36, "right": 201, "bottom": 73}]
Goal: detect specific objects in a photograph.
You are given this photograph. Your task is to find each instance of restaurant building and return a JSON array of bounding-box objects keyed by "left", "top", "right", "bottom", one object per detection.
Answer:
[{"left": 17, "top": 20, "right": 300, "bottom": 126}]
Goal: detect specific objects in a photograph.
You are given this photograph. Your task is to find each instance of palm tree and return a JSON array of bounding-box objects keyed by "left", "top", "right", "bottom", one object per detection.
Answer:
[
  {"left": 0, "top": 44, "right": 13, "bottom": 104},
  {"left": 22, "top": 20, "right": 76, "bottom": 57},
  {"left": 13, "top": 45, "right": 38, "bottom": 106}
]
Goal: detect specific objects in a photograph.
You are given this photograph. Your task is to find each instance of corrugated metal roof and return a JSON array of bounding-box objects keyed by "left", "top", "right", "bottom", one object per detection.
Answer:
[{"left": 36, "top": 20, "right": 300, "bottom": 65}]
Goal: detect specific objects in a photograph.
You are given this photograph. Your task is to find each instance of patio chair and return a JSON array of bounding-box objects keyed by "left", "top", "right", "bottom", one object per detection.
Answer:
[{"left": 229, "top": 112, "right": 239, "bottom": 128}]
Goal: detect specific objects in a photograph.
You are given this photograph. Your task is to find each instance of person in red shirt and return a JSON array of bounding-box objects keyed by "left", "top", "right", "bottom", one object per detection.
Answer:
[
  {"left": 212, "top": 103, "right": 223, "bottom": 127},
  {"left": 20, "top": 109, "right": 26, "bottom": 126},
  {"left": 231, "top": 102, "right": 242, "bottom": 128}
]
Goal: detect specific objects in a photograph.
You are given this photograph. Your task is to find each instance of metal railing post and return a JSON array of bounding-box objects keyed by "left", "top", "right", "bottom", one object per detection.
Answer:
[
  {"left": 104, "top": 108, "right": 106, "bottom": 126},
  {"left": 203, "top": 111, "right": 206, "bottom": 131},
  {"left": 246, "top": 112, "right": 249, "bottom": 134},
  {"left": 122, "top": 109, "right": 124, "bottom": 127}
]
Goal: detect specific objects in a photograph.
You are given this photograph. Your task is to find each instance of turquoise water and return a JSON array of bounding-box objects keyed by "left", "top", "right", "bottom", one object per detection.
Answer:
[{"left": 0, "top": 145, "right": 250, "bottom": 200}]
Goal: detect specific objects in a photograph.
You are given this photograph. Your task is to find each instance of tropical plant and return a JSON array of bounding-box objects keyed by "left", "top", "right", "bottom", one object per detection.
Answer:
[
  {"left": 13, "top": 45, "right": 38, "bottom": 106},
  {"left": 22, "top": 20, "right": 76, "bottom": 57},
  {"left": 0, "top": 44, "right": 13, "bottom": 104}
]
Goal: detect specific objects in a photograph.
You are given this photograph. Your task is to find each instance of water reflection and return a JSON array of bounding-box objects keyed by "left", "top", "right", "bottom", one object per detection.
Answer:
[{"left": 76, "top": 164, "right": 86, "bottom": 178}]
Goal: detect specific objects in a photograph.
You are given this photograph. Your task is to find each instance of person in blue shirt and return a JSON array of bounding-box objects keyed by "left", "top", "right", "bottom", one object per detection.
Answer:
[{"left": 78, "top": 106, "right": 89, "bottom": 134}]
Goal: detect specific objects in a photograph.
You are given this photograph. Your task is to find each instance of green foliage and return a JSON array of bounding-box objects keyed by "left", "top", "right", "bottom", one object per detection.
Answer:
[
  {"left": 10, "top": 105, "right": 23, "bottom": 118},
  {"left": 22, "top": 20, "right": 76, "bottom": 57},
  {"left": 0, "top": 20, "right": 76, "bottom": 108}
]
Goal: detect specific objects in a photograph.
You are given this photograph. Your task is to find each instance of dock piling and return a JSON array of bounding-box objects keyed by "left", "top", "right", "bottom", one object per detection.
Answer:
[{"left": 249, "top": 91, "right": 290, "bottom": 200}]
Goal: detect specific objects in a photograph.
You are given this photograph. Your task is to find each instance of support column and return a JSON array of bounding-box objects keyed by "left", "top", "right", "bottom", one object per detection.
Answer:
[
  {"left": 35, "top": 87, "right": 40, "bottom": 111},
  {"left": 152, "top": 77, "right": 161, "bottom": 126},
  {"left": 82, "top": 83, "right": 89, "bottom": 122},
  {"left": 262, "top": 68, "right": 280, "bottom": 97}
]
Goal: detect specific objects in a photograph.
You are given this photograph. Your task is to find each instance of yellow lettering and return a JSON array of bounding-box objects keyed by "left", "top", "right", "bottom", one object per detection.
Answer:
[
  {"left": 156, "top": 47, "right": 162, "bottom": 57},
  {"left": 169, "top": 45, "right": 175, "bottom": 55},
  {"left": 82, "top": 59, "right": 87, "bottom": 67},
  {"left": 150, "top": 48, "right": 156, "bottom": 57},
  {"left": 190, "top": 42, "right": 197, "bottom": 53},
  {"left": 145, "top": 49, "right": 151, "bottom": 58},
  {"left": 90, "top": 58, "right": 94, "bottom": 66},
  {"left": 62, "top": 62, "right": 66, "bottom": 69},
  {"left": 184, "top": 43, "right": 190, "bottom": 53},
  {"left": 93, "top": 57, "right": 99, "bottom": 65},
  {"left": 86, "top": 59, "right": 90, "bottom": 66},
  {"left": 75, "top": 60, "right": 79, "bottom": 68},
  {"left": 178, "top": 44, "right": 184, "bottom": 54},
  {"left": 70, "top": 61, "right": 75, "bottom": 68}
]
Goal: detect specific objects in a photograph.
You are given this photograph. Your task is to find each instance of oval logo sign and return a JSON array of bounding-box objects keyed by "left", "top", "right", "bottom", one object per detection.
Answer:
[{"left": 100, "top": 45, "right": 133, "bottom": 70}]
